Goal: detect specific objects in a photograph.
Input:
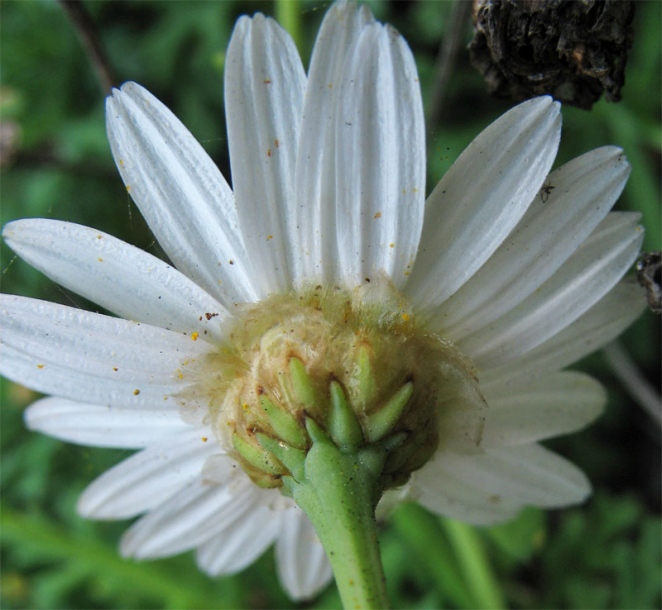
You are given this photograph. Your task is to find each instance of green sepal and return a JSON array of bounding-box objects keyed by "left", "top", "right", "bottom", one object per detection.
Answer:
[
  {"left": 328, "top": 380, "right": 364, "bottom": 449},
  {"left": 383, "top": 427, "right": 427, "bottom": 473},
  {"left": 259, "top": 395, "right": 307, "bottom": 449},
  {"left": 242, "top": 463, "right": 283, "bottom": 489},
  {"left": 356, "top": 446, "right": 388, "bottom": 486},
  {"left": 256, "top": 432, "right": 306, "bottom": 482},
  {"left": 288, "top": 357, "right": 326, "bottom": 421},
  {"left": 232, "top": 433, "right": 286, "bottom": 476},
  {"left": 380, "top": 431, "right": 408, "bottom": 453},
  {"left": 305, "top": 416, "right": 332, "bottom": 445},
  {"left": 279, "top": 475, "right": 296, "bottom": 497},
  {"left": 365, "top": 382, "right": 414, "bottom": 443},
  {"left": 400, "top": 428, "right": 439, "bottom": 473}
]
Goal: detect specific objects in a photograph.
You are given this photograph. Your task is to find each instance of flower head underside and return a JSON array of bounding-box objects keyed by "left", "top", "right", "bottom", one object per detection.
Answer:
[{"left": 0, "top": 0, "right": 646, "bottom": 601}]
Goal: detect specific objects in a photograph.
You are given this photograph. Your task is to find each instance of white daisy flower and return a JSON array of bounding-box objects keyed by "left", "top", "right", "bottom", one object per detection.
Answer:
[{"left": 0, "top": 0, "right": 645, "bottom": 603}]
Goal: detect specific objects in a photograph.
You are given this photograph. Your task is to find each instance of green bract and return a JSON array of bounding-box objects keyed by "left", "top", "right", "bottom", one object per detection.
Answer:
[{"left": 194, "top": 283, "right": 487, "bottom": 493}]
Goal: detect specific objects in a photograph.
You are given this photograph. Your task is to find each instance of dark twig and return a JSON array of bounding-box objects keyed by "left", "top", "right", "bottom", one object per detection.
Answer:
[
  {"left": 427, "top": 0, "right": 473, "bottom": 131},
  {"left": 59, "top": 0, "right": 118, "bottom": 95}
]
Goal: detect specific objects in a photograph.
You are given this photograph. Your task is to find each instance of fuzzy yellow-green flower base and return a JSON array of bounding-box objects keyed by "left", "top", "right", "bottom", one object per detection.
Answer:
[{"left": 190, "top": 285, "right": 486, "bottom": 608}]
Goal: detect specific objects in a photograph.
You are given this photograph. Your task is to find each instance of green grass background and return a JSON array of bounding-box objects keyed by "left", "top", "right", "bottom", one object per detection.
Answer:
[{"left": 1, "top": 1, "right": 660, "bottom": 608}]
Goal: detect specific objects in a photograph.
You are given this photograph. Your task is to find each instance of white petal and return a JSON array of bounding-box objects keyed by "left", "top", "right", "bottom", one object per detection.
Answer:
[
  {"left": 459, "top": 212, "right": 644, "bottom": 367},
  {"left": 480, "top": 372, "right": 606, "bottom": 447},
  {"left": 3, "top": 219, "right": 229, "bottom": 343},
  {"left": 0, "top": 295, "right": 210, "bottom": 408},
  {"left": 276, "top": 508, "right": 333, "bottom": 601},
  {"left": 24, "top": 397, "right": 188, "bottom": 448},
  {"left": 78, "top": 428, "right": 214, "bottom": 519},
  {"left": 106, "top": 82, "right": 256, "bottom": 306},
  {"left": 334, "top": 22, "right": 426, "bottom": 288},
  {"left": 293, "top": 1, "right": 375, "bottom": 285},
  {"left": 433, "top": 444, "right": 591, "bottom": 508},
  {"left": 436, "top": 362, "right": 489, "bottom": 453},
  {"left": 413, "top": 465, "right": 521, "bottom": 525},
  {"left": 406, "top": 97, "right": 561, "bottom": 311},
  {"left": 121, "top": 466, "right": 253, "bottom": 558},
  {"left": 481, "top": 278, "right": 646, "bottom": 385},
  {"left": 196, "top": 495, "right": 281, "bottom": 575},
  {"left": 431, "top": 147, "right": 631, "bottom": 335},
  {"left": 225, "top": 15, "right": 306, "bottom": 295}
]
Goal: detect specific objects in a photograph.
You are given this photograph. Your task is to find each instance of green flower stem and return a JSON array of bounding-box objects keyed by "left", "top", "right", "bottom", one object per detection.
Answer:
[
  {"left": 251, "top": 357, "right": 421, "bottom": 607},
  {"left": 282, "top": 419, "right": 391, "bottom": 610},
  {"left": 392, "top": 504, "right": 474, "bottom": 608},
  {"left": 276, "top": 0, "right": 302, "bottom": 55},
  {"left": 441, "top": 519, "right": 505, "bottom": 610}
]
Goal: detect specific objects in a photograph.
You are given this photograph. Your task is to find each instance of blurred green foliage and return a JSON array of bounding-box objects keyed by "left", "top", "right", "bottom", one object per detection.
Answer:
[{"left": 1, "top": 1, "right": 660, "bottom": 609}]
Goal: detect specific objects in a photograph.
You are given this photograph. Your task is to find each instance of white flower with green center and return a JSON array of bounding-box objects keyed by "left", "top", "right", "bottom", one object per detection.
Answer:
[{"left": 0, "top": 1, "right": 645, "bottom": 606}]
